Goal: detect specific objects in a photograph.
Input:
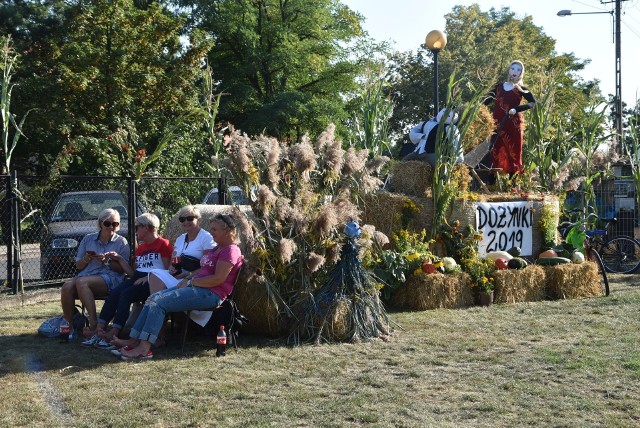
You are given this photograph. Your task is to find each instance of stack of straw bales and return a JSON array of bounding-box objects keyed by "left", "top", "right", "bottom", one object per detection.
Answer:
[
  {"left": 493, "top": 265, "right": 546, "bottom": 304},
  {"left": 390, "top": 272, "right": 474, "bottom": 310},
  {"left": 544, "top": 262, "right": 603, "bottom": 299}
]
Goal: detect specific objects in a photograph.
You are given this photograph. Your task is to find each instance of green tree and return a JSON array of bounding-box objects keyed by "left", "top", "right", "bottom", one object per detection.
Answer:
[
  {"left": 3, "top": 0, "right": 212, "bottom": 176},
  {"left": 180, "top": 0, "right": 367, "bottom": 140}
]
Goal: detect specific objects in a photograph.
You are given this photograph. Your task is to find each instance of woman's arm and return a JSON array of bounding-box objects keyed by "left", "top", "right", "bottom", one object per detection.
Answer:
[
  {"left": 180, "top": 260, "right": 233, "bottom": 289},
  {"left": 104, "top": 251, "right": 135, "bottom": 276}
]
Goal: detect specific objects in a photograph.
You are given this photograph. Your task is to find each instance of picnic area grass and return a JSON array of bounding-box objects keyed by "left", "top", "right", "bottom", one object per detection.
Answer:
[{"left": 1, "top": 274, "right": 639, "bottom": 427}]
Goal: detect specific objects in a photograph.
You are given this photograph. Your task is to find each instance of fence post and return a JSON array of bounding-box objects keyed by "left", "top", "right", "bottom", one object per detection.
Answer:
[
  {"left": 128, "top": 176, "right": 137, "bottom": 261},
  {"left": 219, "top": 176, "right": 227, "bottom": 205},
  {"left": 10, "top": 170, "right": 23, "bottom": 294},
  {"left": 4, "top": 175, "right": 12, "bottom": 293}
]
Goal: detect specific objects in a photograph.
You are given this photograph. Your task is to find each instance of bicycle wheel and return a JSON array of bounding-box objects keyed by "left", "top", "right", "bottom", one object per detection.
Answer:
[
  {"left": 586, "top": 248, "right": 609, "bottom": 296},
  {"left": 599, "top": 236, "right": 640, "bottom": 274}
]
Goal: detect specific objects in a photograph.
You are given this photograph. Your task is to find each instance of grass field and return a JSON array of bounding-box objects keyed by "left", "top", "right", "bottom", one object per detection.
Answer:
[{"left": 1, "top": 274, "right": 639, "bottom": 427}]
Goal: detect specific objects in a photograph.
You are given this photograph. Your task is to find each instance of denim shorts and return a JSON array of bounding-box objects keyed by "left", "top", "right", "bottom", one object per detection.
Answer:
[{"left": 99, "top": 274, "right": 119, "bottom": 292}]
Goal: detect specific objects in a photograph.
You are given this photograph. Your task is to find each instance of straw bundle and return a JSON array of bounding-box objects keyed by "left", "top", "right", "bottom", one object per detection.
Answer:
[
  {"left": 544, "top": 262, "right": 603, "bottom": 299},
  {"left": 390, "top": 272, "right": 474, "bottom": 310},
  {"left": 232, "top": 268, "right": 284, "bottom": 337},
  {"left": 493, "top": 265, "right": 546, "bottom": 304},
  {"left": 322, "top": 298, "right": 351, "bottom": 341},
  {"left": 360, "top": 191, "right": 430, "bottom": 239},
  {"left": 388, "top": 160, "right": 433, "bottom": 197}
]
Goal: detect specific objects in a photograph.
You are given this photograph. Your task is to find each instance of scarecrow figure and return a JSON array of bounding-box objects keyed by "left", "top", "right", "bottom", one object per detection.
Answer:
[
  {"left": 405, "top": 108, "right": 463, "bottom": 167},
  {"left": 484, "top": 60, "right": 536, "bottom": 175}
]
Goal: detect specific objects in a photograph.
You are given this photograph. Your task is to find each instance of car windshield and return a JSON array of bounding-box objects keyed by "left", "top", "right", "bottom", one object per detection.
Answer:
[{"left": 51, "top": 193, "right": 128, "bottom": 222}]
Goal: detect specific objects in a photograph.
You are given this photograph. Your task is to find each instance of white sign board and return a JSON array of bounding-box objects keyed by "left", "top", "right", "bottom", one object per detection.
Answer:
[{"left": 475, "top": 201, "right": 533, "bottom": 256}]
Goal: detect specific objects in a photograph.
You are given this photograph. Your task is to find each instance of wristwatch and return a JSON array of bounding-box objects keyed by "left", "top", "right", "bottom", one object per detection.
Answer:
[{"left": 187, "top": 278, "right": 193, "bottom": 287}]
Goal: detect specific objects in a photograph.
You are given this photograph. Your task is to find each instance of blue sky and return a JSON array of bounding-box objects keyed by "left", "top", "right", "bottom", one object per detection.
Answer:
[{"left": 343, "top": 0, "right": 640, "bottom": 106}]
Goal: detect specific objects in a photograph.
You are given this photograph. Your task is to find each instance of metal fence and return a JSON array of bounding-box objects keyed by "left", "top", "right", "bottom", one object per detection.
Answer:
[{"left": 1, "top": 174, "right": 241, "bottom": 294}]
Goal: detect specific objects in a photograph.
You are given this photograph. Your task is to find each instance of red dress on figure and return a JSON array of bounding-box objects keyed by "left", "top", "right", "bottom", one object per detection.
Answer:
[{"left": 487, "top": 84, "right": 535, "bottom": 175}]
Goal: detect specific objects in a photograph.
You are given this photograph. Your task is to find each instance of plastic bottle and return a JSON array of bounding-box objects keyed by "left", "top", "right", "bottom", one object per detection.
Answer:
[
  {"left": 216, "top": 325, "right": 227, "bottom": 357},
  {"left": 60, "top": 321, "right": 70, "bottom": 343}
]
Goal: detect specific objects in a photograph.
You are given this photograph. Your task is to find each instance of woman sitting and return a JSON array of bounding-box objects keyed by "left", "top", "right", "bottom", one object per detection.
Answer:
[
  {"left": 118, "top": 213, "right": 243, "bottom": 360},
  {"left": 147, "top": 205, "right": 214, "bottom": 293},
  {"left": 59, "top": 208, "right": 130, "bottom": 339},
  {"left": 81, "top": 213, "right": 172, "bottom": 348}
]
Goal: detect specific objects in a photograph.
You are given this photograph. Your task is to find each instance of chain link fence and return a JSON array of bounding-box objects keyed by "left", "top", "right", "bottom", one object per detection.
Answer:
[{"left": 1, "top": 174, "right": 241, "bottom": 295}]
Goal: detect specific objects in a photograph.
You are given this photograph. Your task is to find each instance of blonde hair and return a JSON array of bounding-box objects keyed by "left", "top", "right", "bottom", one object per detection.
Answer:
[
  {"left": 136, "top": 212, "right": 160, "bottom": 231},
  {"left": 178, "top": 205, "right": 201, "bottom": 219},
  {"left": 98, "top": 208, "right": 119, "bottom": 229}
]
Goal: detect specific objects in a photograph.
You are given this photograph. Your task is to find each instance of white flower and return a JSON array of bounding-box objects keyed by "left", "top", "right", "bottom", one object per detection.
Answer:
[{"left": 442, "top": 257, "right": 458, "bottom": 272}]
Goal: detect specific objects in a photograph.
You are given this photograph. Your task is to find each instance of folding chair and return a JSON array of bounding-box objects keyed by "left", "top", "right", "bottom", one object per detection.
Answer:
[{"left": 180, "top": 265, "right": 246, "bottom": 352}]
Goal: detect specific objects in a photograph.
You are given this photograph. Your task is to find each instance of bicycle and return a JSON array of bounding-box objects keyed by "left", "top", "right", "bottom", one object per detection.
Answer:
[
  {"left": 560, "top": 208, "right": 640, "bottom": 275},
  {"left": 557, "top": 211, "right": 609, "bottom": 296}
]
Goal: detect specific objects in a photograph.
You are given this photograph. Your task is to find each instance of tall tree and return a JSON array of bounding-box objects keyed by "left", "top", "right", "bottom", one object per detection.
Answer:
[
  {"left": 179, "top": 0, "right": 366, "bottom": 140},
  {"left": 3, "top": 0, "right": 212, "bottom": 175}
]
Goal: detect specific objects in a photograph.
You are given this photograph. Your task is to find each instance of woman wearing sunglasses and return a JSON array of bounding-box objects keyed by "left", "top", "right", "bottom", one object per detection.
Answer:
[
  {"left": 59, "top": 208, "right": 130, "bottom": 340},
  {"left": 80, "top": 213, "right": 173, "bottom": 348},
  {"left": 147, "top": 205, "right": 214, "bottom": 293},
  {"left": 119, "top": 213, "right": 243, "bottom": 360}
]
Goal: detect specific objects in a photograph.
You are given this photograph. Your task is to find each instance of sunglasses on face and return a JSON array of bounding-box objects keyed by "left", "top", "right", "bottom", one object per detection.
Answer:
[
  {"left": 103, "top": 220, "right": 120, "bottom": 228},
  {"left": 179, "top": 215, "right": 197, "bottom": 223}
]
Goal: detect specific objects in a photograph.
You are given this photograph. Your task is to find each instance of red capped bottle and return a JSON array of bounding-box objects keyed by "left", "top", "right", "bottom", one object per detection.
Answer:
[{"left": 216, "top": 325, "right": 227, "bottom": 357}]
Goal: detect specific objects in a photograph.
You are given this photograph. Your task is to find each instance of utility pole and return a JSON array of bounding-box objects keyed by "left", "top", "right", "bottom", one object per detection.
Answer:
[{"left": 601, "top": 0, "right": 626, "bottom": 151}]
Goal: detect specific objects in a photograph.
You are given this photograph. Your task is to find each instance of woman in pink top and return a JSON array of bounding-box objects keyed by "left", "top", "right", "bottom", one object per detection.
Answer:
[{"left": 118, "top": 213, "right": 243, "bottom": 360}]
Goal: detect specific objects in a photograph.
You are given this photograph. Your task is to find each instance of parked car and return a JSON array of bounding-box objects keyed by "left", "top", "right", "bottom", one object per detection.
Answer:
[
  {"left": 39, "top": 191, "right": 144, "bottom": 280},
  {"left": 202, "top": 185, "right": 251, "bottom": 205}
]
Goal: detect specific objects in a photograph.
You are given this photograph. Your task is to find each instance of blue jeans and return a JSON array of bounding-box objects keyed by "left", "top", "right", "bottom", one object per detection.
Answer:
[
  {"left": 98, "top": 271, "right": 149, "bottom": 330},
  {"left": 129, "top": 286, "right": 222, "bottom": 345}
]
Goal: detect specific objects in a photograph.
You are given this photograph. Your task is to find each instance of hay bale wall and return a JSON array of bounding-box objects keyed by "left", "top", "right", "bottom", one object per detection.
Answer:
[
  {"left": 361, "top": 190, "right": 558, "bottom": 258},
  {"left": 390, "top": 272, "right": 474, "bottom": 310},
  {"left": 493, "top": 265, "right": 546, "bottom": 304},
  {"left": 544, "top": 262, "right": 602, "bottom": 299}
]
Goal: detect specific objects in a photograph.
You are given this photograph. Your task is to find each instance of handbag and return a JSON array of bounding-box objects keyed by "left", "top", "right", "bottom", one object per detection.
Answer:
[{"left": 181, "top": 254, "right": 201, "bottom": 272}]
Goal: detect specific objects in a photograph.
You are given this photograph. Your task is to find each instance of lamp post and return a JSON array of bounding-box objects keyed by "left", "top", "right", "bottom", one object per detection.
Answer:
[
  {"left": 558, "top": 1, "right": 624, "bottom": 149},
  {"left": 425, "top": 30, "right": 447, "bottom": 116}
]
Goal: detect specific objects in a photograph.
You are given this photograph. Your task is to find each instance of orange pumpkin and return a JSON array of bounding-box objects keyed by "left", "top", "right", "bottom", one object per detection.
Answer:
[{"left": 538, "top": 249, "right": 558, "bottom": 258}]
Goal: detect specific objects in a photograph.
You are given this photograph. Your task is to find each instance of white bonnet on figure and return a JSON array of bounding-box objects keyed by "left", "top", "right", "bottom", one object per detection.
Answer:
[
  {"left": 436, "top": 108, "right": 458, "bottom": 125},
  {"left": 507, "top": 60, "right": 525, "bottom": 86}
]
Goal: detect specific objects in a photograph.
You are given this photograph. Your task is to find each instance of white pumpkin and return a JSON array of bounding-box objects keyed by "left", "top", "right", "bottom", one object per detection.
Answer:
[{"left": 571, "top": 251, "right": 585, "bottom": 264}]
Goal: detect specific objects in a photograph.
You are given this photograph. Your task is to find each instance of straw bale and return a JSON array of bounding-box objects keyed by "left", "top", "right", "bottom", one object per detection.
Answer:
[
  {"left": 390, "top": 272, "right": 474, "bottom": 310},
  {"left": 163, "top": 204, "right": 255, "bottom": 255},
  {"left": 232, "top": 268, "right": 284, "bottom": 337},
  {"left": 493, "top": 265, "right": 546, "bottom": 304},
  {"left": 388, "top": 160, "right": 433, "bottom": 198},
  {"left": 360, "top": 191, "right": 430, "bottom": 239},
  {"left": 544, "top": 262, "right": 603, "bottom": 299}
]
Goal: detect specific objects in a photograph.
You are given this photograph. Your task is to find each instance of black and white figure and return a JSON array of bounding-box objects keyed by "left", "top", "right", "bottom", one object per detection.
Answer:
[{"left": 405, "top": 108, "right": 463, "bottom": 166}]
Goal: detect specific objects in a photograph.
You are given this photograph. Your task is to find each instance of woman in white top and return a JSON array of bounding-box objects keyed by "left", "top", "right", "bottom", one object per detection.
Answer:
[{"left": 148, "top": 205, "right": 214, "bottom": 293}]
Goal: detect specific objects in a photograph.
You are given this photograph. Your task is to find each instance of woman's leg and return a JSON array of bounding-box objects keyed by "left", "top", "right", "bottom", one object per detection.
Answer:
[
  {"left": 75, "top": 275, "right": 109, "bottom": 333},
  {"left": 108, "top": 282, "right": 151, "bottom": 339},
  {"left": 60, "top": 278, "right": 78, "bottom": 324},
  {"left": 122, "top": 287, "right": 221, "bottom": 357},
  {"left": 98, "top": 278, "right": 133, "bottom": 327},
  {"left": 148, "top": 272, "right": 169, "bottom": 294}
]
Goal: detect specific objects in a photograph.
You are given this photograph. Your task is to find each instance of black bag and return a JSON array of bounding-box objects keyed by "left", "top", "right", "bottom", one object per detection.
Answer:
[
  {"left": 206, "top": 299, "right": 249, "bottom": 345},
  {"left": 181, "top": 254, "right": 201, "bottom": 272}
]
